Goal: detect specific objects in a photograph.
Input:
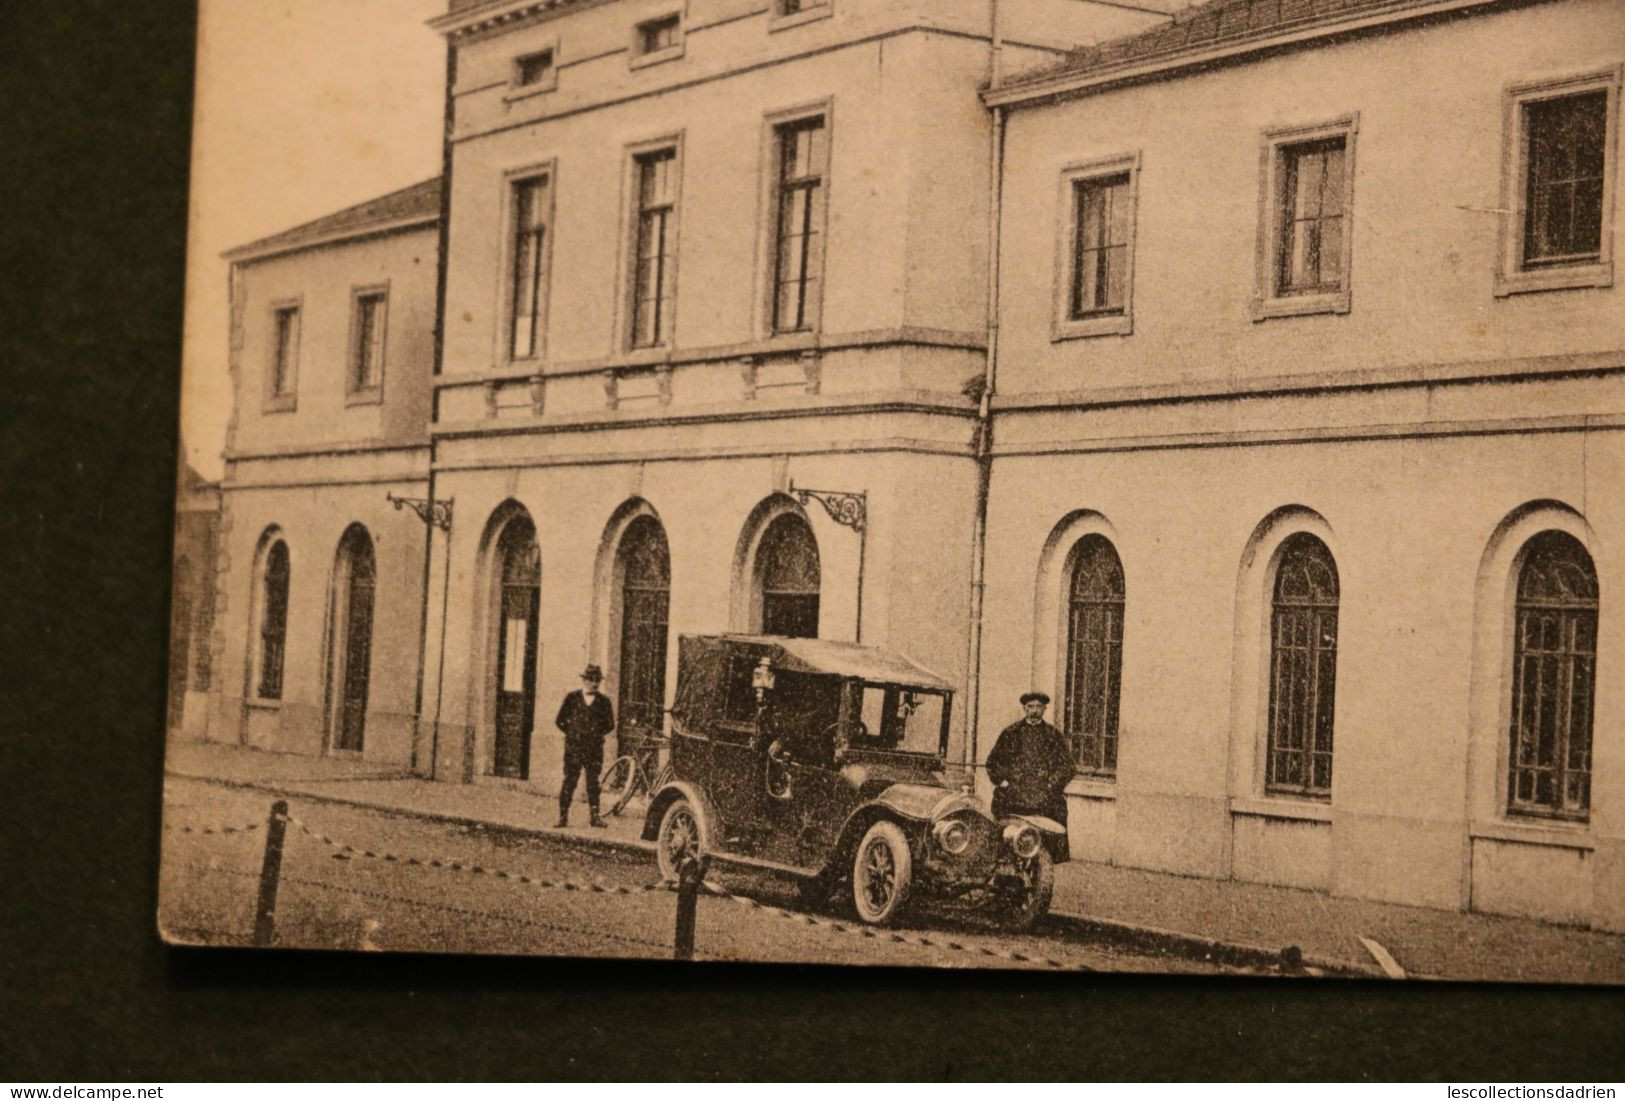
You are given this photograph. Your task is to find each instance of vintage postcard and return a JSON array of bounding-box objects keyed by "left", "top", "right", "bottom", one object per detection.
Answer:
[{"left": 161, "top": 0, "right": 1625, "bottom": 982}]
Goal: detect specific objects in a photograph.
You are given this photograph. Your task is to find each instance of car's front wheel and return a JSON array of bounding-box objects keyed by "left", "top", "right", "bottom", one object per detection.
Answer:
[
  {"left": 999, "top": 847, "right": 1055, "bottom": 933},
  {"left": 851, "top": 820, "right": 913, "bottom": 925},
  {"left": 655, "top": 797, "right": 706, "bottom": 883}
]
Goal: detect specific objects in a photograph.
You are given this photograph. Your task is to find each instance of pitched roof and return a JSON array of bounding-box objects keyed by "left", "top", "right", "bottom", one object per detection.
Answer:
[
  {"left": 224, "top": 176, "right": 443, "bottom": 263},
  {"left": 992, "top": 0, "right": 1485, "bottom": 101}
]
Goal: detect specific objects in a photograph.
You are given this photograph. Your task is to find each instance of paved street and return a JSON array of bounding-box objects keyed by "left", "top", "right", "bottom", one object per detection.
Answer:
[{"left": 158, "top": 777, "right": 1233, "bottom": 974}]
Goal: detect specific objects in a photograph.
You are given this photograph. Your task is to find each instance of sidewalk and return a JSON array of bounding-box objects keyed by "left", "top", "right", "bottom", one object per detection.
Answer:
[{"left": 164, "top": 738, "right": 1625, "bottom": 984}]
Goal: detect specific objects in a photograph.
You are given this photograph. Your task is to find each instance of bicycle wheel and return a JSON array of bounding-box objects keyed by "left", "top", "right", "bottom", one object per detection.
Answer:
[{"left": 599, "top": 756, "right": 638, "bottom": 817}]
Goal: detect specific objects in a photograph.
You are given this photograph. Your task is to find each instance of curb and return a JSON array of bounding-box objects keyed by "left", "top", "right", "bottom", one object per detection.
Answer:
[
  {"left": 165, "top": 769, "right": 657, "bottom": 860},
  {"left": 1047, "top": 912, "right": 1378, "bottom": 978},
  {"left": 168, "top": 768, "right": 1378, "bottom": 977}
]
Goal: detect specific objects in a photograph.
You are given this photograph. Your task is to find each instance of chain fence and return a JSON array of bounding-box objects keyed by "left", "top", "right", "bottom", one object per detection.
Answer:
[{"left": 164, "top": 797, "right": 1113, "bottom": 970}]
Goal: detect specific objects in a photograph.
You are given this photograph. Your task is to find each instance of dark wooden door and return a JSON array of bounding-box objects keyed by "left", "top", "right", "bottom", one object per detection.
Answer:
[
  {"left": 494, "top": 522, "right": 539, "bottom": 779},
  {"left": 616, "top": 516, "right": 670, "bottom": 758},
  {"left": 335, "top": 536, "right": 375, "bottom": 753}
]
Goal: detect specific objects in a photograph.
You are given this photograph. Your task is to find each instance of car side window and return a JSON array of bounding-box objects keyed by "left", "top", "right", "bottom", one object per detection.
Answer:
[{"left": 722, "top": 656, "right": 760, "bottom": 724}]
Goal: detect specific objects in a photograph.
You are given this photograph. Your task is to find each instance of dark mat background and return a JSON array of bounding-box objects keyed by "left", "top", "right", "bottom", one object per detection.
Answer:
[{"left": 3, "top": 0, "right": 1623, "bottom": 1082}]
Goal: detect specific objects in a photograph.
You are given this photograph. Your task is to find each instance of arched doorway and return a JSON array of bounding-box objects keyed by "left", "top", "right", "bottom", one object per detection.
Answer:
[
  {"left": 329, "top": 525, "right": 376, "bottom": 754},
  {"left": 493, "top": 515, "right": 540, "bottom": 779},
  {"left": 168, "top": 557, "right": 193, "bottom": 730},
  {"left": 615, "top": 515, "right": 670, "bottom": 757},
  {"left": 756, "top": 512, "right": 820, "bottom": 638}
]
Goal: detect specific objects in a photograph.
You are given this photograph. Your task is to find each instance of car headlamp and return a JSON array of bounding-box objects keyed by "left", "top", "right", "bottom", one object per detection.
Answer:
[
  {"left": 1002, "top": 822, "right": 1041, "bottom": 860},
  {"left": 933, "top": 818, "right": 971, "bottom": 855}
]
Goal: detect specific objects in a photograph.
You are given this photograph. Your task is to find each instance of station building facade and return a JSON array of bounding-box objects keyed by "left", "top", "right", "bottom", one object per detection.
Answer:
[
  {"left": 980, "top": 0, "right": 1625, "bottom": 929},
  {"left": 196, "top": 0, "right": 1625, "bottom": 930}
]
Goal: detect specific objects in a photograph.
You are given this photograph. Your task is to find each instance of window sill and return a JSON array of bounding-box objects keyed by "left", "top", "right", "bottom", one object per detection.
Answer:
[
  {"left": 1251, "top": 289, "right": 1351, "bottom": 321},
  {"left": 346, "top": 388, "right": 384, "bottom": 408},
  {"left": 1052, "top": 311, "right": 1132, "bottom": 342},
  {"left": 769, "top": 5, "right": 832, "bottom": 32},
  {"left": 629, "top": 44, "right": 684, "bottom": 71},
  {"left": 262, "top": 395, "right": 297, "bottom": 414},
  {"left": 1229, "top": 795, "right": 1331, "bottom": 823},
  {"left": 1065, "top": 776, "right": 1116, "bottom": 801},
  {"left": 503, "top": 82, "right": 557, "bottom": 105},
  {"left": 1494, "top": 260, "right": 1613, "bottom": 298},
  {"left": 1471, "top": 819, "right": 1594, "bottom": 852},
  {"left": 622, "top": 343, "right": 674, "bottom": 364},
  {"left": 244, "top": 697, "right": 281, "bottom": 712}
]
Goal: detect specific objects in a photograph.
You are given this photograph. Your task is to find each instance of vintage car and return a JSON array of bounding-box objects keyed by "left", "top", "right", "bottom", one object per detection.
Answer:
[{"left": 642, "top": 634, "right": 1066, "bottom": 929}]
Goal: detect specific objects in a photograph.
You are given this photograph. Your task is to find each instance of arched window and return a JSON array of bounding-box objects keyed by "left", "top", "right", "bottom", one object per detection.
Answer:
[
  {"left": 756, "top": 512, "right": 820, "bottom": 638},
  {"left": 1509, "top": 530, "right": 1598, "bottom": 819},
  {"left": 331, "top": 526, "right": 376, "bottom": 753},
  {"left": 617, "top": 516, "right": 671, "bottom": 744},
  {"left": 493, "top": 515, "right": 540, "bottom": 780},
  {"left": 1064, "top": 535, "right": 1124, "bottom": 777},
  {"left": 1266, "top": 533, "right": 1339, "bottom": 797},
  {"left": 257, "top": 540, "right": 290, "bottom": 700}
]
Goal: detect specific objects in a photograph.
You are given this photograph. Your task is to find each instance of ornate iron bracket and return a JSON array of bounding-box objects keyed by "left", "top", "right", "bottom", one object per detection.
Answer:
[
  {"left": 789, "top": 482, "right": 866, "bottom": 534},
  {"left": 386, "top": 492, "right": 454, "bottom": 532}
]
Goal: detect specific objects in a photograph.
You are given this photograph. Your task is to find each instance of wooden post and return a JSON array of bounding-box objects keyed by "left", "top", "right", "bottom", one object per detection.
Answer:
[
  {"left": 673, "top": 854, "right": 707, "bottom": 961},
  {"left": 253, "top": 799, "right": 289, "bottom": 948}
]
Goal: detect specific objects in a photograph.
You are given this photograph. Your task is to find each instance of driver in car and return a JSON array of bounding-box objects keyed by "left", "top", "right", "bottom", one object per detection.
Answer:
[{"left": 985, "top": 690, "right": 1072, "bottom": 861}]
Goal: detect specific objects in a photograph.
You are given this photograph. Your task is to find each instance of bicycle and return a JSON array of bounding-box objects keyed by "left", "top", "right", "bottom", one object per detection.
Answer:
[{"left": 598, "top": 730, "right": 673, "bottom": 817}]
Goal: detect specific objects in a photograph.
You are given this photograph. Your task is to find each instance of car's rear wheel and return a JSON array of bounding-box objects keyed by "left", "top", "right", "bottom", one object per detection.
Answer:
[
  {"left": 999, "top": 847, "right": 1055, "bottom": 933},
  {"left": 851, "top": 820, "right": 913, "bottom": 925},
  {"left": 655, "top": 797, "right": 706, "bottom": 883}
]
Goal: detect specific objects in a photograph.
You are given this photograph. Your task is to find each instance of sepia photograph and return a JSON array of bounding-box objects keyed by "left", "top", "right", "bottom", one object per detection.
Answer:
[{"left": 158, "top": 0, "right": 1625, "bottom": 985}]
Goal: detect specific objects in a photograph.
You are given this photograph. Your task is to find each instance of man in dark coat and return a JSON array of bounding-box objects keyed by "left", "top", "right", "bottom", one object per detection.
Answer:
[
  {"left": 555, "top": 664, "right": 616, "bottom": 828},
  {"left": 985, "top": 691, "right": 1072, "bottom": 862}
]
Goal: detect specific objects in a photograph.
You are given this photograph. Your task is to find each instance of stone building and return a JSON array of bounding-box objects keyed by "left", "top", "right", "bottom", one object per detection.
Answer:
[
  {"left": 414, "top": 0, "right": 1164, "bottom": 784},
  {"left": 195, "top": 0, "right": 1624, "bottom": 929},
  {"left": 169, "top": 453, "right": 219, "bottom": 737},
  {"left": 207, "top": 180, "right": 441, "bottom": 767},
  {"left": 980, "top": 0, "right": 1623, "bottom": 928}
]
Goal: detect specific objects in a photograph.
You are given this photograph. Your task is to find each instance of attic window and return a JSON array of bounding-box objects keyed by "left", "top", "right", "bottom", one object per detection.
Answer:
[
  {"left": 515, "top": 49, "right": 554, "bottom": 87},
  {"left": 638, "top": 15, "right": 680, "bottom": 54},
  {"left": 631, "top": 12, "right": 684, "bottom": 66},
  {"left": 770, "top": 0, "right": 832, "bottom": 30}
]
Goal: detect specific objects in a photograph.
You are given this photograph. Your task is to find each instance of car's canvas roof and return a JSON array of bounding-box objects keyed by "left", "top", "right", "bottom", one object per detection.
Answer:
[{"left": 701, "top": 634, "right": 956, "bottom": 692}]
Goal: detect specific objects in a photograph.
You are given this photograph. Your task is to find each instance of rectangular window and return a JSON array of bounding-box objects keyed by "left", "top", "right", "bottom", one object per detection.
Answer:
[
  {"left": 516, "top": 49, "right": 554, "bottom": 87},
  {"left": 772, "top": 116, "right": 827, "bottom": 334},
  {"left": 270, "top": 305, "right": 300, "bottom": 401},
  {"left": 1276, "top": 138, "right": 1346, "bottom": 296},
  {"left": 1069, "top": 173, "right": 1132, "bottom": 319},
  {"left": 1497, "top": 69, "right": 1619, "bottom": 296},
  {"left": 1253, "top": 117, "right": 1355, "bottom": 320},
  {"left": 771, "top": 0, "right": 832, "bottom": 29},
  {"left": 1524, "top": 92, "right": 1607, "bottom": 266},
  {"left": 630, "top": 148, "right": 679, "bottom": 348},
  {"left": 509, "top": 176, "right": 550, "bottom": 360},
  {"left": 631, "top": 12, "right": 683, "bottom": 65},
  {"left": 351, "top": 291, "right": 387, "bottom": 395},
  {"left": 640, "top": 15, "right": 678, "bottom": 52},
  {"left": 1053, "top": 154, "right": 1138, "bottom": 340}
]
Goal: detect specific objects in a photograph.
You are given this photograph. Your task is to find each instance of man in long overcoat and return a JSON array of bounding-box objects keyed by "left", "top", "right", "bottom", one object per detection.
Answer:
[
  {"left": 555, "top": 663, "right": 616, "bottom": 828},
  {"left": 985, "top": 691, "right": 1073, "bottom": 861}
]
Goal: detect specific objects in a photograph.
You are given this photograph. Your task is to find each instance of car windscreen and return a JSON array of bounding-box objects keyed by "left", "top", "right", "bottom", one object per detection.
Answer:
[{"left": 855, "top": 685, "right": 946, "bottom": 755}]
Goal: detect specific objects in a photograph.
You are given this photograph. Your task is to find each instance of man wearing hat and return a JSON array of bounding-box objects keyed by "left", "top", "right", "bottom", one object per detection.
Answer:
[
  {"left": 554, "top": 664, "right": 616, "bottom": 828},
  {"left": 984, "top": 690, "right": 1073, "bottom": 860}
]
